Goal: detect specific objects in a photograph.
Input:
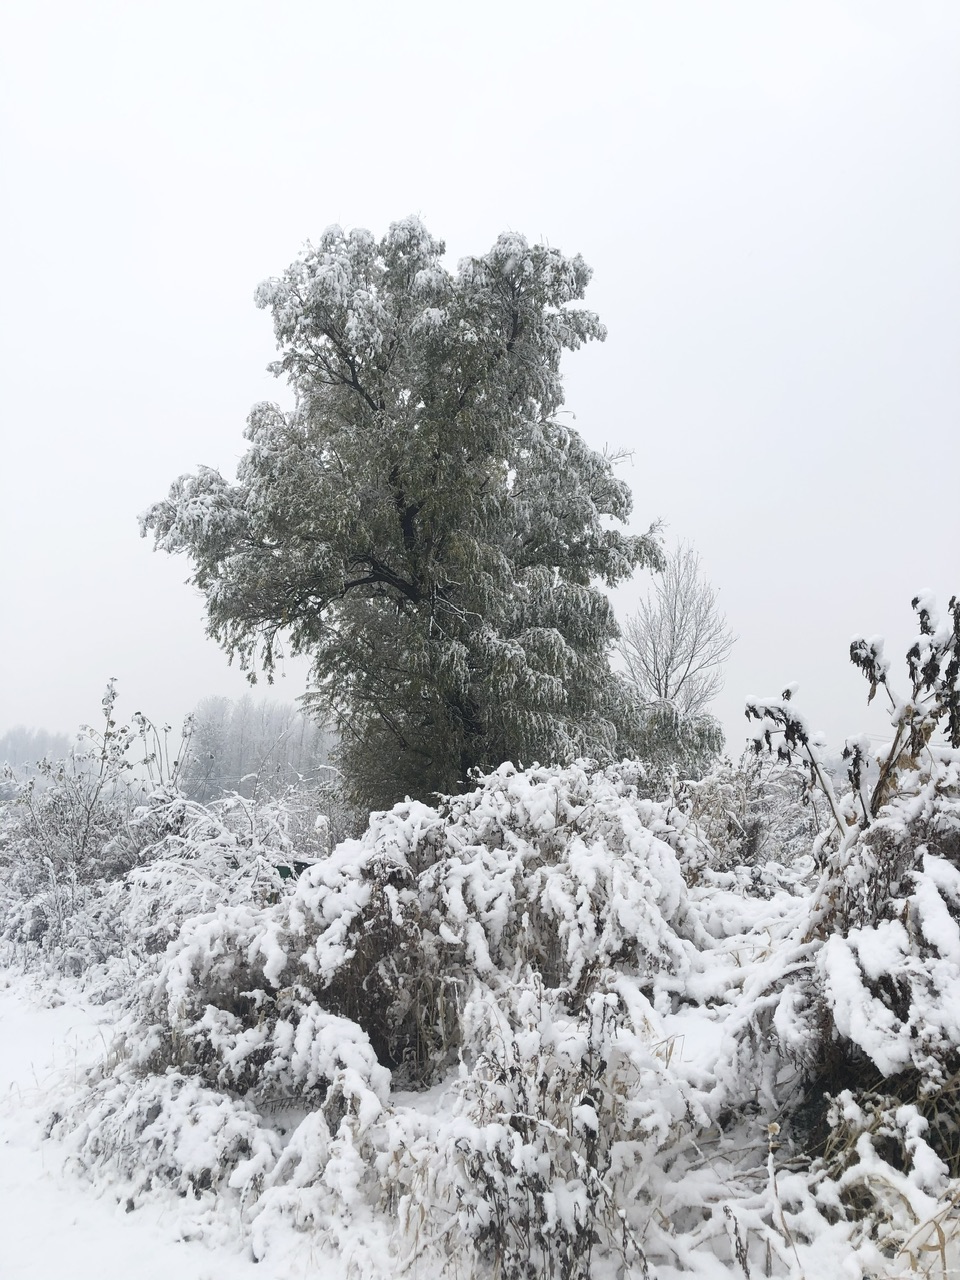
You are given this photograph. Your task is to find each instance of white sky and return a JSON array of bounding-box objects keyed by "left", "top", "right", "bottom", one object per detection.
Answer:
[{"left": 1, "top": 1, "right": 958, "bottom": 759}]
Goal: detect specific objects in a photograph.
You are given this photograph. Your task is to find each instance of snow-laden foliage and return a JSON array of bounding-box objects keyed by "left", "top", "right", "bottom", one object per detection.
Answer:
[
  {"left": 10, "top": 598, "right": 960, "bottom": 1277},
  {"left": 126, "top": 762, "right": 719, "bottom": 1091},
  {"left": 818, "top": 757, "right": 960, "bottom": 1080},
  {"left": 31, "top": 758, "right": 873, "bottom": 1277},
  {"left": 737, "top": 595, "right": 960, "bottom": 1257},
  {"left": 0, "top": 692, "right": 331, "bottom": 996},
  {"left": 141, "top": 218, "right": 663, "bottom": 809},
  {"left": 57, "top": 1070, "right": 282, "bottom": 1203},
  {"left": 116, "top": 786, "right": 329, "bottom": 955},
  {"left": 0, "top": 683, "right": 195, "bottom": 970},
  {"left": 687, "top": 751, "right": 825, "bottom": 875},
  {"left": 31, "top": 766, "right": 699, "bottom": 1270}
]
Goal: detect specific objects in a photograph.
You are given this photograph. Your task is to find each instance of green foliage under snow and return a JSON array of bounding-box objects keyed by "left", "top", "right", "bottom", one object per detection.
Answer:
[{"left": 141, "top": 218, "right": 663, "bottom": 810}]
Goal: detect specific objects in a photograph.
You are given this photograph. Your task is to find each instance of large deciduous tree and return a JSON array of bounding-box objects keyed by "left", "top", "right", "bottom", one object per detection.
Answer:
[{"left": 142, "top": 218, "right": 661, "bottom": 808}]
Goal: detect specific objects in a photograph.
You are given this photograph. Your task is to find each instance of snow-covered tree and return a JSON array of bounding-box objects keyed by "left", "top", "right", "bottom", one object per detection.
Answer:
[
  {"left": 619, "top": 542, "right": 733, "bottom": 776},
  {"left": 142, "top": 218, "right": 662, "bottom": 808},
  {"left": 620, "top": 543, "right": 734, "bottom": 718}
]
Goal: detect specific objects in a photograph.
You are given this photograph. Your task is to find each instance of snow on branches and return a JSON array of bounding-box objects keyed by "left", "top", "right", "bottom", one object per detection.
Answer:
[{"left": 141, "top": 218, "right": 663, "bottom": 809}]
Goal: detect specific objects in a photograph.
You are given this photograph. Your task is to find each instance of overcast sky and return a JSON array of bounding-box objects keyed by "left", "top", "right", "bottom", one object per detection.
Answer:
[{"left": 1, "top": 0, "right": 958, "bottom": 762}]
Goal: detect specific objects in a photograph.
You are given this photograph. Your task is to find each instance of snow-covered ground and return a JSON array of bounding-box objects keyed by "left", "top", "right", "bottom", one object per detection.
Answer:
[
  {"left": 0, "top": 975, "right": 346, "bottom": 1280},
  {"left": 0, "top": 972, "right": 728, "bottom": 1280}
]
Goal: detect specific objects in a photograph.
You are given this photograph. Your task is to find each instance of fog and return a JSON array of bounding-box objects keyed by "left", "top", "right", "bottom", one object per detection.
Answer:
[{"left": 1, "top": 1, "right": 957, "bottom": 760}]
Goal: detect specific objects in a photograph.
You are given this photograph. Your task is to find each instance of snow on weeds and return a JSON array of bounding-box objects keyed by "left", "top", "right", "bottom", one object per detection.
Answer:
[{"left": 9, "top": 595, "right": 960, "bottom": 1280}]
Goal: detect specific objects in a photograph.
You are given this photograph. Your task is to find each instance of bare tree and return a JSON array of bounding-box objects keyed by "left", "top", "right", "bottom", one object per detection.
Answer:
[{"left": 619, "top": 543, "right": 735, "bottom": 719}]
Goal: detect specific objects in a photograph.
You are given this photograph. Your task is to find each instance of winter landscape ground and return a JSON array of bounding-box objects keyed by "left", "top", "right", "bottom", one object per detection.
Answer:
[{"left": 3, "top": 591, "right": 960, "bottom": 1280}]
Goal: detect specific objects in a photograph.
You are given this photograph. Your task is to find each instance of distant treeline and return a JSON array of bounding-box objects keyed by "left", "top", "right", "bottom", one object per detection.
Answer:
[
  {"left": 0, "top": 727, "right": 73, "bottom": 773},
  {"left": 183, "top": 695, "right": 337, "bottom": 802},
  {"left": 1, "top": 699, "right": 335, "bottom": 805}
]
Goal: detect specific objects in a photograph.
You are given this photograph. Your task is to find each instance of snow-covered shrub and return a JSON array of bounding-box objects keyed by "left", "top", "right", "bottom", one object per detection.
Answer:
[
  {"left": 52, "top": 759, "right": 751, "bottom": 1273},
  {"left": 55, "top": 1069, "right": 282, "bottom": 1204},
  {"left": 131, "top": 761, "right": 716, "bottom": 1095},
  {"left": 117, "top": 785, "right": 330, "bottom": 959},
  {"left": 0, "top": 684, "right": 355, "bottom": 999},
  {"left": 419, "top": 760, "right": 710, "bottom": 987},
  {"left": 688, "top": 751, "right": 824, "bottom": 875},
  {"left": 1, "top": 684, "right": 191, "bottom": 884},
  {"left": 424, "top": 977, "right": 685, "bottom": 1280},
  {"left": 0, "top": 685, "right": 195, "bottom": 965},
  {"left": 1, "top": 784, "right": 286, "bottom": 988},
  {"left": 41, "top": 632, "right": 960, "bottom": 1280},
  {"left": 132, "top": 810, "right": 426, "bottom": 1086},
  {"left": 748, "top": 596, "right": 960, "bottom": 1176},
  {"left": 821, "top": 1089, "right": 949, "bottom": 1215}
]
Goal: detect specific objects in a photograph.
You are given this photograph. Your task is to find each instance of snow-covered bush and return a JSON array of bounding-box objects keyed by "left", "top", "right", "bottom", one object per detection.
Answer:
[
  {"left": 0, "top": 684, "right": 192, "bottom": 962},
  {"left": 421, "top": 977, "right": 688, "bottom": 1280},
  {"left": 747, "top": 595, "right": 960, "bottom": 1186},
  {"left": 32, "top": 599, "right": 960, "bottom": 1276},
  {"left": 1, "top": 683, "right": 191, "bottom": 883},
  {"left": 127, "top": 762, "right": 715, "bottom": 1089},
  {"left": 51, "top": 756, "right": 867, "bottom": 1277},
  {"left": 44, "top": 762, "right": 730, "bottom": 1268},
  {"left": 0, "top": 688, "right": 346, "bottom": 1000},
  {"left": 117, "top": 785, "right": 330, "bottom": 958},
  {"left": 688, "top": 751, "right": 824, "bottom": 875},
  {"left": 56, "top": 1069, "right": 282, "bottom": 1203}
]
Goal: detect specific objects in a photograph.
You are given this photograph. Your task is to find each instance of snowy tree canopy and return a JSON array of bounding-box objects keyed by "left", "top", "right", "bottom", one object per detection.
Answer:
[{"left": 142, "top": 218, "right": 662, "bottom": 807}]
